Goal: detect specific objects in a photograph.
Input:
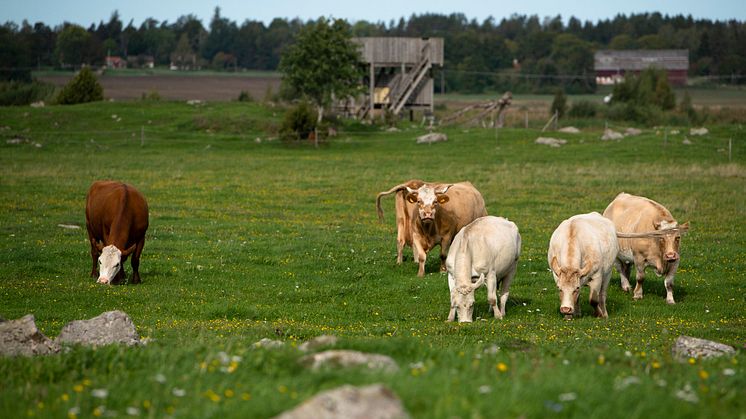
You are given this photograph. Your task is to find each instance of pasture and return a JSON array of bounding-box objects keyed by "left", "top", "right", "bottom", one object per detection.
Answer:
[{"left": 0, "top": 101, "right": 744, "bottom": 418}]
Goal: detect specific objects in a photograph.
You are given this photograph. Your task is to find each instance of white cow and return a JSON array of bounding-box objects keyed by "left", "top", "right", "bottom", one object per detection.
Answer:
[
  {"left": 547, "top": 212, "right": 619, "bottom": 319},
  {"left": 446, "top": 216, "right": 521, "bottom": 323}
]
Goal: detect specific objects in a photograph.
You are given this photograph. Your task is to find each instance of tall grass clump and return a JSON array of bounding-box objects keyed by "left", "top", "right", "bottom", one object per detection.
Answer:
[{"left": 0, "top": 80, "right": 56, "bottom": 106}]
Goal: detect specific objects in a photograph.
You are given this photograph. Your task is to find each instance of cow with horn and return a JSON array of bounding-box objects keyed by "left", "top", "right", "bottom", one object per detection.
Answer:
[
  {"left": 376, "top": 180, "right": 487, "bottom": 277},
  {"left": 603, "top": 192, "right": 690, "bottom": 304}
]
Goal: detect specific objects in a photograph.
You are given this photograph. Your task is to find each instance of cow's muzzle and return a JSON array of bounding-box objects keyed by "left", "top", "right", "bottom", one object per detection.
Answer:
[
  {"left": 97, "top": 277, "right": 111, "bottom": 285},
  {"left": 560, "top": 306, "right": 573, "bottom": 315},
  {"left": 664, "top": 252, "right": 679, "bottom": 262}
]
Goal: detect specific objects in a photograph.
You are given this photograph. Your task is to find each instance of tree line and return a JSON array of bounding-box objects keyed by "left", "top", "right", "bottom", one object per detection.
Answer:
[{"left": 1, "top": 8, "right": 744, "bottom": 93}]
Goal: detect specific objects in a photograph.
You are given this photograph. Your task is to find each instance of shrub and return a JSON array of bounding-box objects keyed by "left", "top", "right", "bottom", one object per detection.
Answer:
[
  {"left": 141, "top": 90, "right": 161, "bottom": 101},
  {"left": 55, "top": 67, "right": 103, "bottom": 105},
  {"left": 568, "top": 100, "right": 598, "bottom": 118},
  {"left": 280, "top": 101, "right": 316, "bottom": 142},
  {"left": 0, "top": 80, "right": 56, "bottom": 106},
  {"left": 237, "top": 91, "right": 254, "bottom": 102},
  {"left": 549, "top": 89, "right": 567, "bottom": 118}
]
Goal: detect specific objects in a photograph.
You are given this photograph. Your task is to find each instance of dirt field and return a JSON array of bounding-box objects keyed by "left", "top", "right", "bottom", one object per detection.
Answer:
[{"left": 38, "top": 75, "right": 281, "bottom": 102}]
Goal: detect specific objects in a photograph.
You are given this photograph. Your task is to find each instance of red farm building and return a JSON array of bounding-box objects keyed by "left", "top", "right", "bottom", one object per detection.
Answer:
[{"left": 594, "top": 50, "right": 689, "bottom": 86}]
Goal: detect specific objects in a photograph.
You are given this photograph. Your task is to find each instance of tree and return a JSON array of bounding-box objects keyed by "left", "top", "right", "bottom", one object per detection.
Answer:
[
  {"left": 56, "top": 67, "right": 103, "bottom": 104},
  {"left": 279, "top": 17, "right": 363, "bottom": 143},
  {"left": 54, "top": 24, "right": 93, "bottom": 67}
]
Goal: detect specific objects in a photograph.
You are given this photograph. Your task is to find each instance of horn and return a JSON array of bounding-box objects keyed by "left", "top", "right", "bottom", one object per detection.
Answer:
[
  {"left": 471, "top": 273, "right": 486, "bottom": 290},
  {"left": 121, "top": 243, "right": 138, "bottom": 256},
  {"left": 375, "top": 180, "right": 425, "bottom": 222},
  {"left": 435, "top": 183, "right": 453, "bottom": 194}
]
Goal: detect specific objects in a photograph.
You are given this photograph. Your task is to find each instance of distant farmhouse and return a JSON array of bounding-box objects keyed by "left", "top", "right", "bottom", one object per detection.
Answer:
[
  {"left": 349, "top": 37, "right": 443, "bottom": 119},
  {"left": 594, "top": 50, "right": 689, "bottom": 86}
]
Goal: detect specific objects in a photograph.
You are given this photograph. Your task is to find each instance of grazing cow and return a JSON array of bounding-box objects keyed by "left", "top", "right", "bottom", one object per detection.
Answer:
[
  {"left": 85, "top": 181, "right": 149, "bottom": 285},
  {"left": 446, "top": 216, "right": 521, "bottom": 322},
  {"left": 548, "top": 212, "right": 619, "bottom": 319},
  {"left": 376, "top": 179, "right": 426, "bottom": 265},
  {"left": 602, "top": 192, "right": 689, "bottom": 304},
  {"left": 377, "top": 181, "right": 487, "bottom": 276}
]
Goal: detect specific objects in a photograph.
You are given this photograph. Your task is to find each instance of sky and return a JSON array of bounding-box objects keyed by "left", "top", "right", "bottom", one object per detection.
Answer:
[{"left": 3, "top": 0, "right": 745, "bottom": 28}]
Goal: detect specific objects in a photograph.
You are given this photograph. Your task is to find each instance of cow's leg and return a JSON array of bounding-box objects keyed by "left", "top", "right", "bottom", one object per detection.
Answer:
[
  {"left": 486, "top": 271, "right": 498, "bottom": 318},
  {"left": 633, "top": 261, "right": 646, "bottom": 300},
  {"left": 396, "top": 238, "right": 405, "bottom": 264},
  {"left": 617, "top": 259, "right": 632, "bottom": 292},
  {"left": 87, "top": 227, "right": 99, "bottom": 278},
  {"left": 664, "top": 259, "right": 679, "bottom": 305},
  {"left": 439, "top": 238, "right": 451, "bottom": 273},
  {"left": 130, "top": 238, "right": 145, "bottom": 284},
  {"left": 599, "top": 270, "right": 611, "bottom": 318},
  {"left": 589, "top": 276, "right": 601, "bottom": 317},
  {"left": 497, "top": 263, "right": 517, "bottom": 319},
  {"left": 412, "top": 238, "right": 427, "bottom": 277}
]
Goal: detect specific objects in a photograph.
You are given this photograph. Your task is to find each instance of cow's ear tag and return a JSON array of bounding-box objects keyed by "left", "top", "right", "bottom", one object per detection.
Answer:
[{"left": 437, "top": 195, "right": 449, "bottom": 204}]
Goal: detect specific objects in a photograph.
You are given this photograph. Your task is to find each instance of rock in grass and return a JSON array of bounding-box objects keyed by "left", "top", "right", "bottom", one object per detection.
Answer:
[
  {"left": 298, "top": 335, "right": 338, "bottom": 352},
  {"left": 0, "top": 314, "right": 60, "bottom": 356},
  {"left": 254, "top": 338, "right": 285, "bottom": 349},
  {"left": 558, "top": 126, "right": 581, "bottom": 134},
  {"left": 273, "top": 384, "right": 409, "bottom": 419},
  {"left": 299, "top": 350, "right": 399, "bottom": 373},
  {"left": 690, "top": 127, "right": 709, "bottom": 136},
  {"left": 601, "top": 129, "right": 624, "bottom": 141},
  {"left": 535, "top": 137, "right": 567, "bottom": 147},
  {"left": 671, "top": 336, "right": 735, "bottom": 361},
  {"left": 416, "top": 133, "right": 447, "bottom": 144},
  {"left": 57, "top": 310, "right": 140, "bottom": 347}
]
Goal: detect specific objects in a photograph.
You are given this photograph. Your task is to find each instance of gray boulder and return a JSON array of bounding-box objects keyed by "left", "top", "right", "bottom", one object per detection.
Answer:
[
  {"left": 299, "top": 350, "right": 399, "bottom": 373},
  {"left": 254, "top": 338, "right": 285, "bottom": 349},
  {"left": 57, "top": 310, "right": 140, "bottom": 347},
  {"left": 0, "top": 314, "right": 60, "bottom": 356},
  {"left": 672, "top": 336, "right": 736, "bottom": 361},
  {"left": 416, "top": 133, "right": 447, "bottom": 144},
  {"left": 274, "top": 384, "right": 409, "bottom": 419},
  {"left": 535, "top": 137, "right": 567, "bottom": 147},
  {"left": 299, "top": 335, "right": 338, "bottom": 352}
]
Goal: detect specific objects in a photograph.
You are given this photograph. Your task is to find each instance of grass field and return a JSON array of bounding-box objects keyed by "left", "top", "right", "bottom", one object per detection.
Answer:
[{"left": 1, "top": 101, "right": 744, "bottom": 418}]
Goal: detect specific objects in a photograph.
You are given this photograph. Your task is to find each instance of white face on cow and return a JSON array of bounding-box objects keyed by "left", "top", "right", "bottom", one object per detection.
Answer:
[
  {"left": 407, "top": 185, "right": 450, "bottom": 223},
  {"left": 98, "top": 245, "right": 122, "bottom": 284},
  {"left": 555, "top": 271, "right": 581, "bottom": 318},
  {"left": 655, "top": 220, "right": 681, "bottom": 262},
  {"left": 452, "top": 285, "right": 476, "bottom": 323}
]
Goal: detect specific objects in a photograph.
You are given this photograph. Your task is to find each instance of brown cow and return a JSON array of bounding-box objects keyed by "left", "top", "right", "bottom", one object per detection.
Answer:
[
  {"left": 85, "top": 181, "right": 149, "bottom": 285},
  {"left": 602, "top": 192, "right": 689, "bottom": 304},
  {"left": 377, "top": 181, "right": 487, "bottom": 277},
  {"left": 376, "top": 179, "right": 426, "bottom": 265}
]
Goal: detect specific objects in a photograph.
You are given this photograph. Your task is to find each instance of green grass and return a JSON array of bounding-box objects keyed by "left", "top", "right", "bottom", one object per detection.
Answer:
[{"left": 0, "top": 101, "right": 744, "bottom": 418}]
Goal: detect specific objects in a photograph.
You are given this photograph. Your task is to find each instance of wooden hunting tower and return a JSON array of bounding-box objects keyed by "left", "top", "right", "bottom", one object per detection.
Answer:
[{"left": 351, "top": 37, "right": 444, "bottom": 119}]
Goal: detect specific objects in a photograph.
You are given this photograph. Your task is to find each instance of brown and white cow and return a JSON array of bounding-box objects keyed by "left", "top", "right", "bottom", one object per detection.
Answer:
[
  {"left": 603, "top": 192, "right": 689, "bottom": 304},
  {"left": 377, "top": 181, "right": 487, "bottom": 277},
  {"left": 376, "top": 179, "right": 426, "bottom": 265},
  {"left": 548, "top": 212, "right": 619, "bottom": 319},
  {"left": 85, "top": 181, "right": 149, "bottom": 285}
]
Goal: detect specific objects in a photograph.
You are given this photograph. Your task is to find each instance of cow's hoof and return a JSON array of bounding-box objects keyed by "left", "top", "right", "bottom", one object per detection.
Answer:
[
  {"left": 621, "top": 286, "right": 630, "bottom": 293},
  {"left": 666, "top": 299, "right": 676, "bottom": 305}
]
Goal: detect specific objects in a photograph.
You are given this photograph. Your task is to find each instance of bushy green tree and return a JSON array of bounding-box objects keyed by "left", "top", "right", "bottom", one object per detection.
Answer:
[
  {"left": 55, "top": 67, "right": 103, "bottom": 104},
  {"left": 279, "top": 17, "right": 363, "bottom": 132},
  {"left": 612, "top": 68, "right": 675, "bottom": 110}
]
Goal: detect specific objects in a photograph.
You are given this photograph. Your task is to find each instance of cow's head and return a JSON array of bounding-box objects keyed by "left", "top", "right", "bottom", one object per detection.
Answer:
[
  {"left": 551, "top": 257, "right": 591, "bottom": 318},
  {"left": 654, "top": 220, "right": 689, "bottom": 263},
  {"left": 449, "top": 274, "right": 485, "bottom": 323},
  {"left": 406, "top": 184, "right": 452, "bottom": 225},
  {"left": 97, "top": 244, "right": 136, "bottom": 284}
]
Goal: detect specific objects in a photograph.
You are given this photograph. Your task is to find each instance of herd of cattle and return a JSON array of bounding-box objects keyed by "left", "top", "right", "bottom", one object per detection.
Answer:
[{"left": 85, "top": 179, "right": 688, "bottom": 323}]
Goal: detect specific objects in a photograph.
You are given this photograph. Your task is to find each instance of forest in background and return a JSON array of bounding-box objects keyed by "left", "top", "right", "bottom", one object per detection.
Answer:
[{"left": 1, "top": 8, "right": 745, "bottom": 93}]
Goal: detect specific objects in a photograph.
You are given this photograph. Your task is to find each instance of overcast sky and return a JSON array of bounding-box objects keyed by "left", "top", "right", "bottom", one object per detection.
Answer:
[{"left": 4, "top": 0, "right": 745, "bottom": 28}]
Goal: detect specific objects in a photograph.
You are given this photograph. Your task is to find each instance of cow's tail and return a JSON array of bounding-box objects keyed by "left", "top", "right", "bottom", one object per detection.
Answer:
[{"left": 375, "top": 180, "right": 424, "bottom": 222}]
